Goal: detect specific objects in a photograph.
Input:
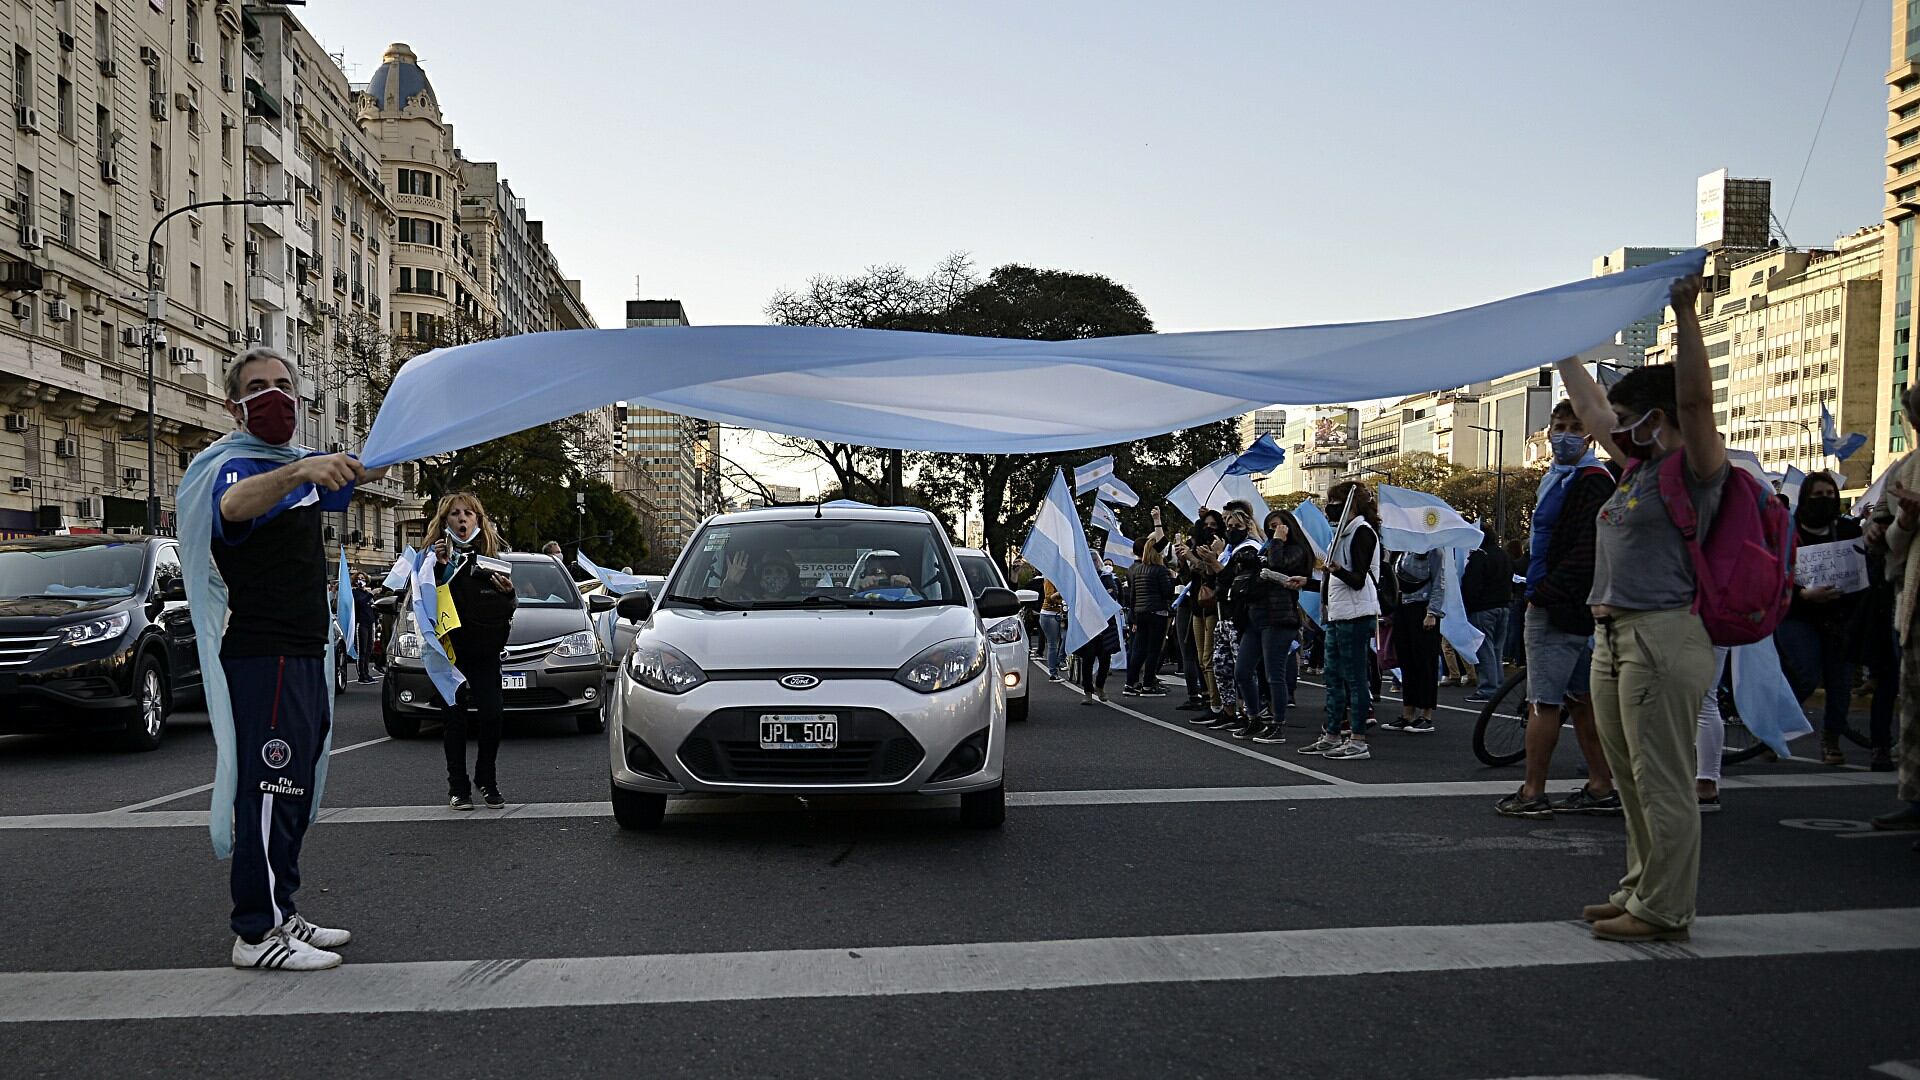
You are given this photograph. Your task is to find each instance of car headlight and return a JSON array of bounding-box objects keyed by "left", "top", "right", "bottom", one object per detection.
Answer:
[
  {"left": 393, "top": 631, "right": 423, "bottom": 659},
  {"left": 627, "top": 640, "right": 707, "bottom": 695},
  {"left": 894, "top": 635, "right": 988, "bottom": 694},
  {"left": 985, "top": 616, "right": 1023, "bottom": 645},
  {"left": 551, "top": 630, "right": 599, "bottom": 658},
  {"left": 60, "top": 611, "right": 130, "bottom": 647}
]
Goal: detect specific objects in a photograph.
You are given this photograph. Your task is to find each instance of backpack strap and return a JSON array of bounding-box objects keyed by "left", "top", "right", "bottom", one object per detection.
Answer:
[{"left": 1652, "top": 450, "right": 1701, "bottom": 542}]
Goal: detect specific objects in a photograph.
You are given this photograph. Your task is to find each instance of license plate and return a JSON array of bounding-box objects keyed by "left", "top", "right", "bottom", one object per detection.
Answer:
[
  {"left": 759, "top": 714, "right": 838, "bottom": 750},
  {"left": 501, "top": 671, "right": 530, "bottom": 690}
]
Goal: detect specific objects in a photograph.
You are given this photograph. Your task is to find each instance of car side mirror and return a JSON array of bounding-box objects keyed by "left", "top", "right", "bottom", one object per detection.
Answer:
[
  {"left": 588, "top": 592, "right": 617, "bottom": 612},
  {"left": 616, "top": 593, "right": 655, "bottom": 622},
  {"left": 161, "top": 581, "right": 187, "bottom": 603},
  {"left": 975, "top": 587, "right": 1019, "bottom": 619},
  {"left": 372, "top": 596, "right": 397, "bottom": 613},
  {"left": 1014, "top": 589, "right": 1039, "bottom": 606}
]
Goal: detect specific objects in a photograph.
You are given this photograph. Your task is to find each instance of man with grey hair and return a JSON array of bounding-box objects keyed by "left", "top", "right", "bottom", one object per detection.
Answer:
[{"left": 183, "top": 347, "right": 387, "bottom": 970}]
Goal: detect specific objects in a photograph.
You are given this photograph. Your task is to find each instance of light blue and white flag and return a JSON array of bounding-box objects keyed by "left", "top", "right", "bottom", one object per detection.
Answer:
[
  {"left": 576, "top": 549, "right": 647, "bottom": 595},
  {"left": 1821, "top": 404, "right": 1868, "bottom": 462},
  {"left": 1103, "top": 533, "right": 1137, "bottom": 570},
  {"left": 1377, "top": 486, "right": 1484, "bottom": 655},
  {"left": 335, "top": 546, "right": 356, "bottom": 661},
  {"left": 1166, "top": 453, "right": 1270, "bottom": 523},
  {"left": 382, "top": 546, "right": 418, "bottom": 591},
  {"left": 1780, "top": 466, "right": 1807, "bottom": 511},
  {"left": 1225, "top": 433, "right": 1287, "bottom": 476},
  {"left": 1729, "top": 638, "right": 1815, "bottom": 758},
  {"left": 1074, "top": 455, "right": 1116, "bottom": 495},
  {"left": 1292, "top": 499, "right": 1335, "bottom": 625},
  {"left": 1095, "top": 476, "right": 1140, "bottom": 508},
  {"left": 1090, "top": 498, "right": 1125, "bottom": 536},
  {"left": 1022, "top": 470, "right": 1121, "bottom": 654},
  {"left": 407, "top": 546, "right": 466, "bottom": 705}
]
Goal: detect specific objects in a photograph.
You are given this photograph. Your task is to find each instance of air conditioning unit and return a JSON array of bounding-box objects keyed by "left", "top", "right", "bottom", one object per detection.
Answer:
[
  {"left": 149, "top": 94, "right": 167, "bottom": 122},
  {"left": 173, "top": 92, "right": 189, "bottom": 112},
  {"left": 17, "top": 224, "right": 43, "bottom": 250},
  {"left": 8, "top": 476, "right": 29, "bottom": 493},
  {"left": 151, "top": 193, "right": 164, "bottom": 212},
  {"left": 221, "top": 73, "right": 235, "bottom": 93},
  {"left": 349, "top": 530, "right": 364, "bottom": 545},
  {"left": 76, "top": 495, "right": 102, "bottom": 518},
  {"left": 243, "top": 91, "right": 257, "bottom": 113},
  {"left": 55, "top": 437, "right": 78, "bottom": 459},
  {"left": 9, "top": 299, "right": 31, "bottom": 320},
  {"left": 3, "top": 414, "right": 26, "bottom": 433},
  {"left": 139, "top": 45, "right": 160, "bottom": 66},
  {"left": 246, "top": 327, "right": 263, "bottom": 343},
  {"left": 226, "top": 328, "right": 243, "bottom": 346},
  {"left": 15, "top": 106, "right": 41, "bottom": 134},
  {"left": 122, "top": 467, "right": 142, "bottom": 485},
  {"left": 99, "top": 58, "right": 117, "bottom": 79},
  {"left": 244, "top": 239, "right": 259, "bottom": 257},
  {"left": 187, "top": 42, "right": 204, "bottom": 64},
  {"left": 45, "top": 299, "right": 73, "bottom": 323},
  {"left": 166, "top": 345, "right": 195, "bottom": 365},
  {"left": 120, "top": 327, "right": 143, "bottom": 347},
  {"left": 98, "top": 158, "right": 120, "bottom": 185},
  {"left": 316, "top": 302, "right": 336, "bottom": 317},
  {"left": 59, "top": 31, "right": 75, "bottom": 52}
]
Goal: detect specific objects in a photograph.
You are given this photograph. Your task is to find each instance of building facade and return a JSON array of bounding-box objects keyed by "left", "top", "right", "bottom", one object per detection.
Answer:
[
  {"left": 1884, "top": 1, "right": 1920, "bottom": 467},
  {"left": 1257, "top": 405, "right": 1357, "bottom": 500},
  {"left": 619, "top": 298, "right": 707, "bottom": 556}
]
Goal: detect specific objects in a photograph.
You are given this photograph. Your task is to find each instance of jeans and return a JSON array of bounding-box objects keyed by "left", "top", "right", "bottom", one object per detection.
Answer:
[
  {"left": 1774, "top": 615, "right": 1853, "bottom": 734},
  {"left": 1324, "top": 616, "right": 1375, "bottom": 736},
  {"left": 1469, "top": 606, "right": 1507, "bottom": 695},
  {"left": 1038, "top": 612, "right": 1065, "bottom": 679},
  {"left": 1127, "top": 611, "right": 1168, "bottom": 689},
  {"left": 1236, "top": 624, "right": 1297, "bottom": 722}
]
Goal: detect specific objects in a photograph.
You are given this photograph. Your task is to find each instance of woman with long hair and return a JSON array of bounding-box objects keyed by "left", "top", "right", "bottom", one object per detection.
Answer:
[
  {"left": 1123, "top": 540, "right": 1174, "bottom": 697},
  {"left": 1228, "top": 508, "right": 1313, "bottom": 744},
  {"left": 1301, "top": 481, "right": 1380, "bottom": 760},
  {"left": 424, "top": 492, "right": 517, "bottom": 811}
]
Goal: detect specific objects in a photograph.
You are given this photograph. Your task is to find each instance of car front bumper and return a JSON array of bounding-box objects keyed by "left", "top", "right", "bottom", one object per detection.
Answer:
[
  {"left": 385, "top": 657, "right": 605, "bottom": 716},
  {"left": 0, "top": 644, "right": 141, "bottom": 733}
]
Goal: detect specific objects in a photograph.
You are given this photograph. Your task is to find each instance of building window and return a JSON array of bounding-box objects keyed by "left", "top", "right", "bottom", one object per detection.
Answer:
[
  {"left": 185, "top": 1, "right": 200, "bottom": 50},
  {"left": 220, "top": 112, "right": 231, "bottom": 160},
  {"left": 96, "top": 210, "right": 111, "bottom": 264},
  {"left": 189, "top": 262, "right": 202, "bottom": 311},
  {"left": 13, "top": 47, "right": 31, "bottom": 111},
  {"left": 56, "top": 76, "right": 72, "bottom": 138},
  {"left": 58, "top": 190, "right": 74, "bottom": 246},
  {"left": 15, "top": 166, "right": 33, "bottom": 225},
  {"left": 94, "top": 6, "right": 110, "bottom": 65},
  {"left": 98, "top": 320, "right": 112, "bottom": 360},
  {"left": 149, "top": 141, "right": 163, "bottom": 200}
]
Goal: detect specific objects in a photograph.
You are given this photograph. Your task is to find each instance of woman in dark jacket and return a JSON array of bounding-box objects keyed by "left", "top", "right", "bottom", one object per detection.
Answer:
[
  {"left": 1227, "top": 509, "right": 1313, "bottom": 744},
  {"left": 1123, "top": 542, "right": 1175, "bottom": 697},
  {"left": 1775, "top": 471, "right": 1868, "bottom": 765},
  {"left": 426, "top": 492, "right": 518, "bottom": 811}
]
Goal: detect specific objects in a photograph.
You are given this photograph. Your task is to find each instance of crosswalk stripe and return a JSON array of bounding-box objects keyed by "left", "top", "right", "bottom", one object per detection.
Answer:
[{"left": 1, "top": 907, "right": 1913, "bottom": 1023}]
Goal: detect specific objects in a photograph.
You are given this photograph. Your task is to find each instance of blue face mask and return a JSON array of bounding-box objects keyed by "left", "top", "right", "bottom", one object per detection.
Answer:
[{"left": 1549, "top": 432, "right": 1588, "bottom": 466}]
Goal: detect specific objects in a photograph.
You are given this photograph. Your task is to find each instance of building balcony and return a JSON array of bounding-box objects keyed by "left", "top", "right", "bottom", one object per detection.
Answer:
[
  {"left": 243, "top": 117, "right": 283, "bottom": 164},
  {"left": 245, "top": 201, "right": 286, "bottom": 236},
  {"left": 247, "top": 275, "right": 286, "bottom": 311},
  {"left": 393, "top": 191, "right": 444, "bottom": 213}
]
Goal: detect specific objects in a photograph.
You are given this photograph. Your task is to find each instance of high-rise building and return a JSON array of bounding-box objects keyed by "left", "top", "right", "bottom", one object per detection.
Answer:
[
  {"left": 620, "top": 298, "right": 712, "bottom": 557},
  {"left": 1592, "top": 247, "right": 1691, "bottom": 352},
  {"left": 1258, "top": 406, "right": 1357, "bottom": 500},
  {"left": 1883, "top": 1, "right": 1920, "bottom": 467},
  {"left": 1251, "top": 407, "right": 1286, "bottom": 443}
]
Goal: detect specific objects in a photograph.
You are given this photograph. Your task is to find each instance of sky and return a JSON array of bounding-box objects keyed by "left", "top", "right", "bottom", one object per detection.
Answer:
[{"left": 300, "top": 0, "right": 1892, "bottom": 494}]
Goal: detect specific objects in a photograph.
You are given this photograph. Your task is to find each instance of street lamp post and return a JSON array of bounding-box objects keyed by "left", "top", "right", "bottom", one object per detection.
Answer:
[
  {"left": 1469, "top": 423, "right": 1505, "bottom": 542},
  {"left": 144, "top": 194, "right": 294, "bottom": 534}
]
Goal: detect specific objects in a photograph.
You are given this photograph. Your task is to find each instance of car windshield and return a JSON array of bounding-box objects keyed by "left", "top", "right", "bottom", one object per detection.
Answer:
[
  {"left": 0, "top": 543, "right": 146, "bottom": 599},
  {"left": 956, "top": 554, "right": 1005, "bottom": 599},
  {"left": 509, "top": 558, "right": 581, "bottom": 608},
  {"left": 667, "top": 517, "right": 961, "bottom": 609}
]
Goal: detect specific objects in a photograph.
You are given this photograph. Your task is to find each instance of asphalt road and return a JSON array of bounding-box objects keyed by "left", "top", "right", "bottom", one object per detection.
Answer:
[{"left": 1, "top": 661, "right": 1914, "bottom": 1080}]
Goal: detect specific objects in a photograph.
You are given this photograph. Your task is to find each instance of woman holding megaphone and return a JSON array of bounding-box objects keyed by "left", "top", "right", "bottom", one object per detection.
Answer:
[{"left": 425, "top": 492, "right": 517, "bottom": 811}]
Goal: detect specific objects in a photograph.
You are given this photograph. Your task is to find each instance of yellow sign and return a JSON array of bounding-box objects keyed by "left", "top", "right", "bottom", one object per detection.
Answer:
[{"left": 434, "top": 583, "right": 462, "bottom": 663}]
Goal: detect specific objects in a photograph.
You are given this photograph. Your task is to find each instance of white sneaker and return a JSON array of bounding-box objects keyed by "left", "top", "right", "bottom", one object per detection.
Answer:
[
  {"left": 232, "top": 928, "right": 342, "bottom": 971},
  {"left": 1297, "top": 734, "right": 1344, "bottom": 756},
  {"left": 1322, "top": 740, "right": 1372, "bottom": 760},
  {"left": 281, "top": 913, "right": 351, "bottom": 949}
]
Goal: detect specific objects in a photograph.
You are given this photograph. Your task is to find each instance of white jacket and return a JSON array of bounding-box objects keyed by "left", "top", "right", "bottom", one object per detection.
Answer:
[{"left": 1326, "top": 520, "right": 1381, "bottom": 623}]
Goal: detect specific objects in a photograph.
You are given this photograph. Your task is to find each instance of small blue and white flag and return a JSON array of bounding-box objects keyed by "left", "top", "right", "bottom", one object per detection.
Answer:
[
  {"left": 1090, "top": 499, "right": 1124, "bottom": 535},
  {"left": 407, "top": 546, "right": 466, "bottom": 704},
  {"left": 576, "top": 549, "right": 647, "bottom": 595},
  {"left": 1224, "top": 433, "right": 1286, "bottom": 476},
  {"left": 1291, "top": 498, "right": 1334, "bottom": 625},
  {"left": 1073, "top": 455, "right": 1116, "bottom": 496},
  {"left": 1377, "top": 486, "right": 1484, "bottom": 656},
  {"left": 382, "top": 546, "right": 418, "bottom": 592},
  {"left": 1103, "top": 532, "right": 1137, "bottom": 569},
  {"left": 1820, "top": 404, "right": 1867, "bottom": 462},
  {"left": 335, "top": 546, "right": 357, "bottom": 661},
  {"left": 1022, "top": 470, "right": 1121, "bottom": 654},
  {"left": 1166, "top": 453, "right": 1270, "bottom": 522},
  {"left": 1095, "top": 476, "right": 1140, "bottom": 508},
  {"left": 1780, "top": 466, "right": 1807, "bottom": 512}
]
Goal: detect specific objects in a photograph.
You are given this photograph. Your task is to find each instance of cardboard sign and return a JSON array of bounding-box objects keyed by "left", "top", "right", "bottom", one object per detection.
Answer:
[{"left": 1794, "top": 539, "right": 1868, "bottom": 593}]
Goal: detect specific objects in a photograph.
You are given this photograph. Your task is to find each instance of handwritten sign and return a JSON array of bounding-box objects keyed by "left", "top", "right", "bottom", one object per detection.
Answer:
[{"left": 1794, "top": 539, "right": 1868, "bottom": 593}]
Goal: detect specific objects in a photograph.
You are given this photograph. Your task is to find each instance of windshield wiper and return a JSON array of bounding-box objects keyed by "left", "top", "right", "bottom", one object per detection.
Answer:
[{"left": 664, "top": 593, "right": 746, "bottom": 611}]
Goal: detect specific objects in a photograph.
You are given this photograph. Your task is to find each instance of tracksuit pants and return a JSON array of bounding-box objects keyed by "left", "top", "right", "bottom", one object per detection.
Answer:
[{"left": 224, "top": 655, "right": 330, "bottom": 944}]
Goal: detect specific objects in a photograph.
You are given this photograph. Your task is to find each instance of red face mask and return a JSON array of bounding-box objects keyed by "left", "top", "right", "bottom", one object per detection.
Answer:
[{"left": 234, "top": 387, "right": 297, "bottom": 445}]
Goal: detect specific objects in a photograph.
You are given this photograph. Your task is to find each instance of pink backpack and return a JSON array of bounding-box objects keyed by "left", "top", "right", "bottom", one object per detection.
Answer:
[{"left": 1626, "top": 450, "right": 1795, "bottom": 646}]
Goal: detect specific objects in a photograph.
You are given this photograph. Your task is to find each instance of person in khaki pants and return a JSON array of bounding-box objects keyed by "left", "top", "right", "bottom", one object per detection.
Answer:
[{"left": 1557, "top": 272, "right": 1723, "bottom": 944}]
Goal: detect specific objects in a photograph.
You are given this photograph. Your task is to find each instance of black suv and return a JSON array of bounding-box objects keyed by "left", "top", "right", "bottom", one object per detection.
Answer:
[{"left": 0, "top": 536, "right": 202, "bottom": 750}]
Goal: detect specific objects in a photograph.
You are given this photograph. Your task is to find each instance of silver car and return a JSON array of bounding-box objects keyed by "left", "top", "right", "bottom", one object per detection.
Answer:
[
  {"left": 607, "top": 505, "right": 1018, "bottom": 830},
  {"left": 954, "top": 548, "right": 1033, "bottom": 723}
]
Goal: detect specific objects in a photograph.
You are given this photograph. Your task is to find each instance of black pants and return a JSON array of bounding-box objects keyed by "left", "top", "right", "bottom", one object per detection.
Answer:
[
  {"left": 225, "top": 654, "right": 330, "bottom": 943},
  {"left": 1392, "top": 600, "right": 1441, "bottom": 710},
  {"left": 1075, "top": 644, "right": 1111, "bottom": 695},
  {"left": 443, "top": 637, "right": 503, "bottom": 796},
  {"left": 1127, "top": 611, "right": 1168, "bottom": 688},
  {"left": 355, "top": 618, "right": 375, "bottom": 680}
]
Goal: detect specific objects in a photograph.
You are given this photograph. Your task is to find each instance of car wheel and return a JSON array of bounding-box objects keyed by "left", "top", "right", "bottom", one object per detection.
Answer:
[
  {"left": 611, "top": 782, "right": 666, "bottom": 831},
  {"left": 576, "top": 708, "right": 605, "bottom": 735},
  {"left": 1007, "top": 694, "right": 1029, "bottom": 723},
  {"left": 960, "top": 782, "right": 1005, "bottom": 829},
  {"left": 120, "top": 654, "right": 169, "bottom": 752}
]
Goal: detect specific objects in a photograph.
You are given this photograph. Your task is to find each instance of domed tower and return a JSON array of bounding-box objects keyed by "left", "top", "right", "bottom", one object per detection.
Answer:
[{"left": 359, "top": 44, "right": 469, "bottom": 342}]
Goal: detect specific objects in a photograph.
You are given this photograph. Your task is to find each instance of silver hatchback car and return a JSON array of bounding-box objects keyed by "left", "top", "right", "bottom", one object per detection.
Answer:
[{"left": 607, "top": 505, "right": 1018, "bottom": 830}]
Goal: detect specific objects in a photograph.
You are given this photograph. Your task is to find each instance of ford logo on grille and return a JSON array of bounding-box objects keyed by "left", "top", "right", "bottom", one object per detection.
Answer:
[{"left": 779, "top": 673, "right": 820, "bottom": 691}]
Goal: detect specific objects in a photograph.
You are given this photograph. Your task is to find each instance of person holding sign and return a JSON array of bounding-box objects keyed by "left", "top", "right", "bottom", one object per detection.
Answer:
[
  {"left": 425, "top": 493, "right": 517, "bottom": 811},
  {"left": 1776, "top": 471, "right": 1867, "bottom": 767}
]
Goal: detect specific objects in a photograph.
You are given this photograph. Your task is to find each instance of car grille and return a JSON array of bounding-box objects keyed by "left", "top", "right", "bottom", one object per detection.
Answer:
[
  {"left": 503, "top": 687, "right": 572, "bottom": 709},
  {"left": 0, "top": 631, "right": 59, "bottom": 668},
  {"left": 676, "top": 707, "right": 924, "bottom": 785}
]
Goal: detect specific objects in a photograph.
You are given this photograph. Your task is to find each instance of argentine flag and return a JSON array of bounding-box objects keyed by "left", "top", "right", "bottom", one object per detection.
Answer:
[
  {"left": 577, "top": 549, "right": 647, "bottom": 595},
  {"left": 335, "top": 546, "right": 357, "bottom": 661},
  {"left": 1291, "top": 498, "right": 1335, "bottom": 624},
  {"left": 406, "top": 546, "right": 466, "bottom": 704},
  {"left": 1095, "top": 476, "right": 1141, "bottom": 508},
  {"left": 1377, "top": 485, "right": 1484, "bottom": 656},
  {"left": 1074, "top": 455, "right": 1116, "bottom": 495},
  {"left": 1166, "top": 453, "right": 1270, "bottom": 523},
  {"left": 1820, "top": 404, "right": 1867, "bottom": 462},
  {"left": 1023, "top": 469, "right": 1122, "bottom": 654},
  {"left": 1090, "top": 499, "right": 1137, "bottom": 568}
]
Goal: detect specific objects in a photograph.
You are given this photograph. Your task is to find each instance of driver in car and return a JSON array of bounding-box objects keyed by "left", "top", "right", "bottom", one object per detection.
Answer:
[{"left": 853, "top": 558, "right": 921, "bottom": 600}]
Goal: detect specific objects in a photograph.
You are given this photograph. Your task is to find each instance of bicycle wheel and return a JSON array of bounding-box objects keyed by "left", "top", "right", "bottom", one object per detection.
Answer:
[
  {"left": 1472, "top": 667, "right": 1532, "bottom": 767},
  {"left": 1718, "top": 683, "right": 1770, "bottom": 764}
]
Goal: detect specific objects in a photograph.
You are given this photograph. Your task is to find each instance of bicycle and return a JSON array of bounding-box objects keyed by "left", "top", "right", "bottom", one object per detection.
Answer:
[{"left": 1472, "top": 666, "right": 1767, "bottom": 768}]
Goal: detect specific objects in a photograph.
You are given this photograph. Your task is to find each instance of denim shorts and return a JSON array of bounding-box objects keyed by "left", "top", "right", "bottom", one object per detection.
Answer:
[{"left": 1523, "top": 605, "right": 1592, "bottom": 706}]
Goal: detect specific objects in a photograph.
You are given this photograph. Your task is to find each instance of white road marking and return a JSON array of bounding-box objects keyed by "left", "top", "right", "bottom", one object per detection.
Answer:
[
  {"left": 107, "top": 735, "right": 393, "bottom": 814},
  {"left": 1031, "top": 659, "right": 1351, "bottom": 785},
  {"left": 0, "top": 770, "right": 1894, "bottom": 831},
  {"left": 1871, "top": 1062, "right": 1920, "bottom": 1080},
  {"left": 1299, "top": 677, "right": 1485, "bottom": 717},
  {"left": 0, "top": 907, "right": 1912, "bottom": 1023}
]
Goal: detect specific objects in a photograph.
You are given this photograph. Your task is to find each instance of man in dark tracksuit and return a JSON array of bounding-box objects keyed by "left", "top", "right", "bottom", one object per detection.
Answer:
[{"left": 211, "top": 349, "right": 381, "bottom": 971}]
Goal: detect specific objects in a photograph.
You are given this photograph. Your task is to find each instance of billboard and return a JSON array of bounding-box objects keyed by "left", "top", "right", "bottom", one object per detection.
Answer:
[
  {"left": 1312, "top": 410, "right": 1353, "bottom": 450},
  {"left": 1696, "top": 168, "right": 1727, "bottom": 248}
]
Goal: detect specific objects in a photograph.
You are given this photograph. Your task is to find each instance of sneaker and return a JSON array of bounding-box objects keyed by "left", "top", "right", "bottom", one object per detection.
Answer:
[
  {"left": 1139, "top": 686, "right": 1169, "bottom": 698},
  {"left": 1092, "top": 689, "right": 1108, "bottom": 703},
  {"left": 1871, "top": 746, "right": 1894, "bottom": 772},
  {"left": 1047, "top": 674, "right": 1066, "bottom": 684},
  {"left": 280, "top": 913, "right": 352, "bottom": 949},
  {"left": 1697, "top": 795, "right": 1721, "bottom": 814},
  {"left": 1551, "top": 786, "right": 1623, "bottom": 816},
  {"left": 1186, "top": 712, "right": 1217, "bottom": 726},
  {"left": 1464, "top": 691, "right": 1493, "bottom": 704},
  {"left": 1206, "top": 713, "right": 1237, "bottom": 729},
  {"left": 1230, "top": 723, "right": 1254, "bottom": 739},
  {"left": 1120, "top": 686, "right": 1141, "bottom": 697},
  {"left": 1251, "top": 726, "right": 1286, "bottom": 746},
  {"left": 1176, "top": 698, "right": 1208, "bottom": 711},
  {"left": 1872, "top": 806, "right": 1920, "bottom": 831},
  {"left": 1404, "top": 717, "right": 1435, "bottom": 734},
  {"left": 449, "top": 793, "right": 473, "bottom": 812},
  {"left": 1821, "top": 732, "right": 1845, "bottom": 767},
  {"left": 1495, "top": 789, "right": 1552, "bottom": 819},
  {"left": 478, "top": 785, "right": 505, "bottom": 809},
  {"left": 1297, "top": 734, "right": 1344, "bottom": 756},
  {"left": 232, "top": 929, "right": 342, "bottom": 971},
  {"left": 1321, "top": 740, "right": 1372, "bottom": 760},
  {"left": 1379, "top": 716, "right": 1411, "bottom": 733}
]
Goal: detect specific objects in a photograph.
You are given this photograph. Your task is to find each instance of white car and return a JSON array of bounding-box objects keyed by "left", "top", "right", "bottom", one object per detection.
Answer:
[
  {"left": 607, "top": 505, "right": 1018, "bottom": 831},
  {"left": 953, "top": 547, "right": 1033, "bottom": 723}
]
